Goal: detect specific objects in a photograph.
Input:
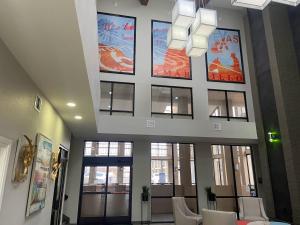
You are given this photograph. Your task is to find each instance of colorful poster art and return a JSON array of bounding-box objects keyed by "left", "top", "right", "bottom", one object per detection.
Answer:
[
  {"left": 97, "top": 13, "right": 136, "bottom": 75},
  {"left": 26, "top": 134, "right": 53, "bottom": 216},
  {"left": 206, "top": 28, "right": 245, "bottom": 83},
  {"left": 152, "top": 20, "right": 191, "bottom": 79}
]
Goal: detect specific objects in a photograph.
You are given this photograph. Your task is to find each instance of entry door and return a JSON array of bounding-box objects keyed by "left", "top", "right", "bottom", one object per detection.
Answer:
[
  {"left": 78, "top": 157, "right": 132, "bottom": 225},
  {"left": 50, "top": 147, "right": 69, "bottom": 225}
]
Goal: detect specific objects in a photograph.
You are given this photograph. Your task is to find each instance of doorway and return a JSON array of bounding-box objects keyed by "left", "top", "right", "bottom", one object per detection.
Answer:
[
  {"left": 0, "top": 136, "right": 12, "bottom": 212},
  {"left": 78, "top": 142, "right": 133, "bottom": 225},
  {"left": 51, "top": 146, "right": 69, "bottom": 225}
]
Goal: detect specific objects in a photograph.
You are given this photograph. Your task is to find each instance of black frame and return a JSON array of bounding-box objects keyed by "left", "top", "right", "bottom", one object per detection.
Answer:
[
  {"left": 205, "top": 28, "right": 246, "bottom": 84},
  {"left": 151, "top": 85, "right": 194, "bottom": 119},
  {"left": 211, "top": 145, "right": 258, "bottom": 219},
  {"left": 208, "top": 89, "right": 249, "bottom": 121},
  {"left": 77, "top": 141, "right": 134, "bottom": 225},
  {"left": 151, "top": 20, "right": 192, "bottom": 80},
  {"left": 97, "top": 12, "right": 137, "bottom": 76},
  {"left": 100, "top": 81, "right": 135, "bottom": 116},
  {"left": 150, "top": 143, "right": 199, "bottom": 223}
]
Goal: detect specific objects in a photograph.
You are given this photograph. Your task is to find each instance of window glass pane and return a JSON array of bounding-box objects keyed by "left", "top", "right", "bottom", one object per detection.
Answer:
[
  {"left": 84, "top": 142, "right": 109, "bottom": 157},
  {"left": 112, "top": 83, "right": 134, "bottom": 112},
  {"left": 211, "top": 145, "right": 234, "bottom": 197},
  {"left": 109, "top": 142, "right": 119, "bottom": 156},
  {"left": 151, "top": 143, "right": 173, "bottom": 184},
  {"left": 227, "top": 92, "right": 247, "bottom": 118},
  {"left": 152, "top": 86, "right": 171, "bottom": 114},
  {"left": 83, "top": 166, "right": 107, "bottom": 192},
  {"left": 232, "top": 146, "right": 256, "bottom": 197},
  {"left": 208, "top": 90, "right": 227, "bottom": 117},
  {"left": 172, "top": 88, "right": 192, "bottom": 115},
  {"left": 100, "top": 82, "right": 112, "bottom": 111}
]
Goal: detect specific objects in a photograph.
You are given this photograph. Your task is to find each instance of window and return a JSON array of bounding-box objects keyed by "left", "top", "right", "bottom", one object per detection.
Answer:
[
  {"left": 84, "top": 142, "right": 132, "bottom": 157},
  {"left": 211, "top": 145, "right": 257, "bottom": 214},
  {"left": 151, "top": 143, "right": 197, "bottom": 223},
  {"left": 212, "top": 145, "right": 228, "bottom": 186},
  {"left": 100, "top": 81, "right": 134, "bottom": 116},
  {"left": 208, "top": 90, "right": 248, "bottom": 121},
  {"left": 152, "top": 85, "right": 193, "bottom": 119}
]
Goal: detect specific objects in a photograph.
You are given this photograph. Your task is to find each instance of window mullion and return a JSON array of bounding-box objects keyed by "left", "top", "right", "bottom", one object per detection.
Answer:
[{"left": 225, "top": 91, "right": 230, "bottom": 121}]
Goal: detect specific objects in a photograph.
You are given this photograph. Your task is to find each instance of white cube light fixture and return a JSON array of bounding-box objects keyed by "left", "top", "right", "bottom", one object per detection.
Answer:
[
  {"left": 231, "top": 0, "right": 271, "bottom": 10},
  {"left": 272, "top": 0, "right": 300, "bottom": 6},
  {"left": 191, "top": 8, "right": 218, "bottom": 37},
  {"left": 186, "top": 34, "right": 208, "bottom": 57},
  {"left": 172, "top": 0, "right": 196, "bottom": 28},
  {"left": 167, "top": 25, "right": 188, "bottom": 50}
]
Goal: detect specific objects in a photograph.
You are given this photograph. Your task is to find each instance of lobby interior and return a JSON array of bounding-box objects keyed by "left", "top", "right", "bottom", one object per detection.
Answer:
[{"left": 0, "top": 0, "right": 300, "bottom": 225}]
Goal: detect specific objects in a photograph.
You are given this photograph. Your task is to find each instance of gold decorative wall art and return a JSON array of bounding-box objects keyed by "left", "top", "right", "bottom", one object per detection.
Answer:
[
  {"left": 50, "top": 149, "right": 61, "bottom": 181},
  {"left": 12, "top": 135, "right": 36, "bottom": 183}
]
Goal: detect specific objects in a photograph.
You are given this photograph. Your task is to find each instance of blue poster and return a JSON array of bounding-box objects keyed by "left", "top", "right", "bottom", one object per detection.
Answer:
[{"left": 98, "top": 13, "right": 136, "bottom": 74}]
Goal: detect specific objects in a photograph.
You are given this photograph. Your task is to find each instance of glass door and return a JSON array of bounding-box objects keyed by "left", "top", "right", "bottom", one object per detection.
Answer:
[{"left": 78, "top": 142, "right": 133, "bottom": 225}]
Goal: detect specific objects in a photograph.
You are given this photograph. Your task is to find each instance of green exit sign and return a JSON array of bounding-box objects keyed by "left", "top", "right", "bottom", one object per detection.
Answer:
[{"left": 268, "top": 131, "right": 281, "bottom": 143}]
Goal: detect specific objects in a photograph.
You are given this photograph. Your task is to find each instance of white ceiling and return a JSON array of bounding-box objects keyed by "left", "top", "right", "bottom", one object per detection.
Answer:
[{"left": 0, "top": 0, "right": 98, "bottom": 137}]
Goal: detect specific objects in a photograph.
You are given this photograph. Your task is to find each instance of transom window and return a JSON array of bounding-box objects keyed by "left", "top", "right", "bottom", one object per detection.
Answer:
[
  {"left": 84, "top": 141, "right": 132, "bottom": 157},
  {"left": 100, "top": 81, "right": 134, "bottom": 116},
  {"left": 208, "top": 89, "right": 248, "bottom": 121},
  {"left": 151, "top": 85, "right": 193, "bottom": 119}
]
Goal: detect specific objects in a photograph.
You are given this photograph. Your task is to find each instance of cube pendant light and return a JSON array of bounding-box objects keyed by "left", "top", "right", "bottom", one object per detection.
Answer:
[
  {"left": 167, "top": 25, "right": 188, "bottom": 50},
  {"left": 186, "top": 34, "right": 208, "bottom": 57},
  {"left": 172, "top": 0, "right": 196, "bottom": 28},
  {"left": 231, "top": 0, "right": 271, "bottom": 10},
  {"left": 191, "top": 8, "right": 217, "bottom": 37},
  {"left": 272, "top": 0, "right": 300, "bottom": 6}
]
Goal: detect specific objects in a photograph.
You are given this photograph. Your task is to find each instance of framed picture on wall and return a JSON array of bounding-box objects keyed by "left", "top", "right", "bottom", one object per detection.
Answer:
[
  {"left": 206, "top": 28, "right": 245, "bottom": 83},
  {"left": 26, "top": 134, "right": 53, "bottom": 217},
  {"left": 97, "top": 12, "right": 136, "bottom": 75},
  {"left": 151, "top": 20, "right": 191, "bottom": 80}
]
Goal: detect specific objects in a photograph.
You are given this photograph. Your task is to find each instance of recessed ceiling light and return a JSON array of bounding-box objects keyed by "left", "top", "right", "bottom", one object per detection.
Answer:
[
  {"left": 67, "top": 102, "right": 76, "bottom": 107},
  {"left": 74, "top": 115, "right": 82, "bottom": 120},
  {"left": 109, "top": 91, "right": 112, "bottom": 95},
  {"left": 175, "top": 97, "right": 179, "bottom": 100}
]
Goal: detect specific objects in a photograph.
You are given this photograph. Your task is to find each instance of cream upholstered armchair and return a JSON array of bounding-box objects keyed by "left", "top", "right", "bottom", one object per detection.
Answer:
[
  {"left": 172, "top": 197, "right": 202, "bottom": 225},
  {"left": 202, "top": 209, "right": 236, "bottom": 225},
  {"left": 239, "top": 197, "right": 269, "bottom": 221}
]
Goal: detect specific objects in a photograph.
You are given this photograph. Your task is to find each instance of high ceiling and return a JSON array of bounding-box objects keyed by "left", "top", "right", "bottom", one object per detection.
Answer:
[
  {"left": 0, "top": 0, "right": 245, "bottom": 138},
  {"left": 0, "top": 0, "right": 98, "bottom": 137}
]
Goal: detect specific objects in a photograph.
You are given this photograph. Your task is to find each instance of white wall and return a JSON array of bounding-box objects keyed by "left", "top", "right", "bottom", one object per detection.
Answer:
[
  {"left": 0, "top": 38, "right": 71, "bottom": 225},
  {"left": 96, "top": 0, "right": 257, "bottom": 142}
]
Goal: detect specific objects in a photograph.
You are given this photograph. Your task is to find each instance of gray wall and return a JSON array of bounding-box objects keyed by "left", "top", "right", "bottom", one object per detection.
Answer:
[
  {"left": 96, "top": 0, "right": 258, "bottom": 142},
  {"left": 0, "top": 37, "right": 71, "bottom": 225}
]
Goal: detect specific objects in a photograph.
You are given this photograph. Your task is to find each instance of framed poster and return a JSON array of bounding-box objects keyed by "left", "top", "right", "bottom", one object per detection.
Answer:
[
  {"left": 97, "top": 12, "right": 136, "bottom": 75},
  {"left": 26, "top": 134, "right": 53, "bottom": 216},
  {"left": 206, "top": 28, "right": 245, "bottom": 83},
  {"left": 152, "top": 20, "right": 191, "bottom": 79}
]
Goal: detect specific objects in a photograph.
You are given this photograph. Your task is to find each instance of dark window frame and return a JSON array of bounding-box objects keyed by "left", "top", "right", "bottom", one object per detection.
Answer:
[
  {"left": 100, "top": 81, "right": 135, "bottom": 116},
  {"left": 211, "top": 145, "right": 258, "bottom": 220},
  {"left": 151, "top": 85, "right": 194, "bottom": 119},
  {"left": 150, "top": 142, "right": 199, "bottom": 223},
  {"left": 208, "top": 89, "right": 249, "bottom": 122}
]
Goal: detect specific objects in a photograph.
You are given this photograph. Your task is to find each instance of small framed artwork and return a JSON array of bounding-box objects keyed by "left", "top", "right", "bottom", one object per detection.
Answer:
[
  {"left": 206, "top": 28, "right": 245, "bottom": 83},
  {"left": 26, "top": 134, "right": 53, "bottom": 217},
  {"left": 152, "top": 20, "right": 191, "bottom": 80},
  {"left": 97, "top": 12, "right": 136, "bottom": 75}
]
